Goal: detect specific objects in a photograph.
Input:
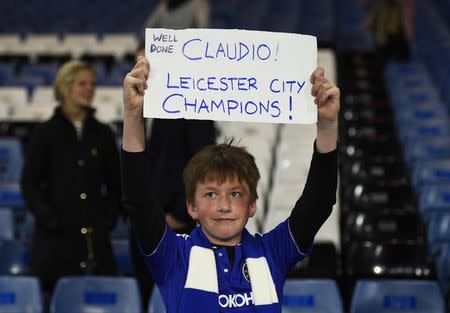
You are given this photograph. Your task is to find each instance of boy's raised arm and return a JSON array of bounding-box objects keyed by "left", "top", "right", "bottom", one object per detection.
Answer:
[
  {"left": 289, "top": 66, "right": 339, "bottom": 251},
  {"left": 121, "top": 56, "right": 166, "bottom": 254}
]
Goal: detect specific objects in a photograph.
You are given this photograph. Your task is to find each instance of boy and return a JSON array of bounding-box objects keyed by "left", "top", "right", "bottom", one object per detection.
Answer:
[{"left": 121, "top": 56, "right": 339, "bottom": 312}]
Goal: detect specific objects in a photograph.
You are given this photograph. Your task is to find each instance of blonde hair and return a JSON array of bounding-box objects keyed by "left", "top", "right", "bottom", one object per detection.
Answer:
[{"left": 53, "top": 60, "right": 95, "bottom": 103}]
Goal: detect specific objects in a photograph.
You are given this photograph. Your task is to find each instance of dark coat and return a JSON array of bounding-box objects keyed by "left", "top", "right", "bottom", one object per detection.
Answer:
[
  {"left": 147, "top": 118, "right": 215, "bottom": 232},
  {"left": 21, "top": 106, "right": 121, "bottom": 291}
]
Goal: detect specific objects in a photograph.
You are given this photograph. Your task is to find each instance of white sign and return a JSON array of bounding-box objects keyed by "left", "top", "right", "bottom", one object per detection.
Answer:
[{"left": 144, "top": 28, "right": 317, "bottom": 124}]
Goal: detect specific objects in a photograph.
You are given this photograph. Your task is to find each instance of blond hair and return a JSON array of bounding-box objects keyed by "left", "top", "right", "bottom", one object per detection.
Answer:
[{"left": 53, "top": 60, "right": 94, "bottom": 103}]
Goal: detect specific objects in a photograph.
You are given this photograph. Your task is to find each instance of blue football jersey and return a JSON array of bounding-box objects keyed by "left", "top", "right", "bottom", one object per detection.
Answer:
[{"left": 140, "top": 219, "right": 311, "bottom": 312}]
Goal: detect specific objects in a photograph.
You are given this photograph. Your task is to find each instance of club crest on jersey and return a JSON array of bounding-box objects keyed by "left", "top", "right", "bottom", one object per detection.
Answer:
[{"left": 242, "top": 262, "right": 251, "bottom": 283}]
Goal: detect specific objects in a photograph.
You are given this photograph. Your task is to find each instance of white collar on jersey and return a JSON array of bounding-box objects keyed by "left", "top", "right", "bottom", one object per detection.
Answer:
[{"left": 184, "top": 245, "right": 278, "bottom": 306}]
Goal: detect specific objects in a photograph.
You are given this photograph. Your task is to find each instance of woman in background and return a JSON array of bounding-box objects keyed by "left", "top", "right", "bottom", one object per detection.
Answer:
[{"left": 21, "top": 60, "right": 121, "bottom": 293}]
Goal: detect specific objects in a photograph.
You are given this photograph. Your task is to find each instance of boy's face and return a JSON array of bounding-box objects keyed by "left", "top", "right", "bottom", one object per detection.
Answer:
[{"left": 187, "top": 175, "right": 256, "bottom": 246}]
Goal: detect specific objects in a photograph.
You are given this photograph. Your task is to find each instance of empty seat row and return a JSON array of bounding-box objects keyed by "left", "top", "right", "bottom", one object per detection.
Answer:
[
  {"left": 0, "top": 204, "right": 133, "bottom": 276},
  {"left": 0, "top": 276, "right": 140, "bottom": 313},
  {"left": 210, "top": 0, "right": 336, "bottom": 44},
  {"left": 382, "top": 0, "right": 450, "bottom": 298},
  {"left": 0, "top": 33, "right": 139, "bottom": 60},
  {"left": 0, "top": 86, "right": 122, "bottom": 107},
  {"left": 149, "top": 278, "right": 444, "bottom": 313},
  {"left": 1, "top": 276, "right": 444, "bottom": 313},
  {"left": 0, "top": 61, "right": 132, "bottom": 88},
  {"left": 0, "top": 86, "right": 124, "bottom": 122},
  {"left": 336, "top": 51, "right": 433, "bottom": 290}
]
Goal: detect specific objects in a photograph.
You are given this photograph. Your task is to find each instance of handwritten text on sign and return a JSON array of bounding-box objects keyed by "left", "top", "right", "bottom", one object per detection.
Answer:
[{"left": 144, "top": 28, "right": 317, "bottom": 124}]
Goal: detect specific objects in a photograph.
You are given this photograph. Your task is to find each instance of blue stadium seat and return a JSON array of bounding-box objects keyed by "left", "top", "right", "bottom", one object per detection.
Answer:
[
  {"left": 109, "top": 62, "right": 132, "bottom": 80},
  {"left": 419, "top": 184, "right": 450, "bottom": 222},
  {"left": 395, "top": 103, "right": 447, "bottom": 125},
  {"left": 0, "top": 276, "right": 43, "bottom": 313},
  {"left": 0, "top": 63, "right": 16, "bottom": 85},
  {"left": 112, "top": 239, "right": 133, "bottom": 275},
  {"left": 19, "top": 63, "right": 58, "bottom": 85},
  {"left": 90, "top": 61, "right": 108, "bottom": 83},
  {"left": 5, "top": 76, "right": 45, "bottom": 99},
  {"left": 0, "top": 139, "right": 24, "bottom": 209},
  {"left": 15, "top": 212, "right": 35, "bottom": 241},
  {"left": 391, "top": 86, "right": 441, "bottom": 109},
  {"left": 0, "top": 183, "right": 24, "bottom": 209},
  {"left": 0, "top": 208, "right": 14, "bottom": 240},
  {"left": 385, "top": 61, "right": 426, "bottom": 80},
  {"left": 0, "top": 239, "right": 28, "bottom": 275},
  {"left": 428, "top": 213, "right": 450, "bottom": 252},
  {"left": 0, "top": 138, "right": 23, "bottom": 183},
  {"left": 404, "top": 136, "right": 450, "bottom": 168},
  {"left": 388, "top": 75, "right": 434, "bottom": 94},
  {"left": 282, "top": 279, "right": 343, "bottom": 313},
  {"left": 51, "top": 276, "right": 141, "bottom": 313},
  {"left": 399, "top": 118, "right": 450, "bottom": 149},
  {"left": 110, "top": 218, "right": 129, "bottom": 239},
  {"left": 414, "top": 159, "right": 450, "bottom": 191},
  {"left": 148, "top": 286, "right": 165, "bottom": 313},
  {"left": 103, "top": 62, "right": 133, "bottom": 86},
  {"left": 351, "top": 279, "right": 445, "bottom": 313},
  {"left": 434, "top": 243, "right": 450, "bottom": 295}
]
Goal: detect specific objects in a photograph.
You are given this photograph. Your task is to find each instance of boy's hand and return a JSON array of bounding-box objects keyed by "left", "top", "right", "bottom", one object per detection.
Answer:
[
  {"left": 310, "top": 67, "right": 339, "bottom": 152},
  {"left": 122, "top": 56, "right": 149, "bottom": 152},
  {"left": 310, "top": 67, "right": 340, "bottom": 129},
  {"left": 123, "top": 56, "right": 150, "bottom": 118}
]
